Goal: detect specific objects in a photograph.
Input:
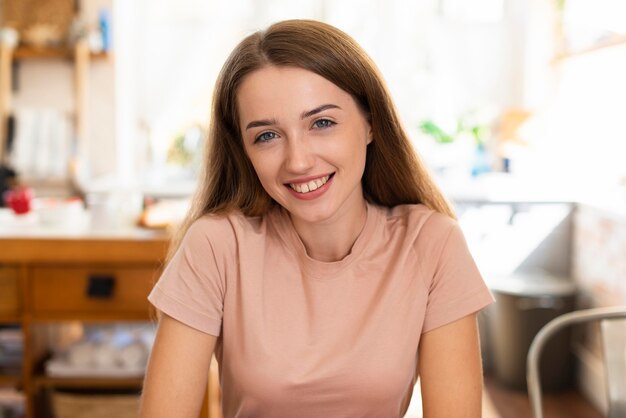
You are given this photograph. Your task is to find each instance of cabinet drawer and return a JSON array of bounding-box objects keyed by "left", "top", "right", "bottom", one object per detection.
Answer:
[
  {"left": 0, "top": 267, "right": 20, "bottom": 314},
  {"left": 31, "top": 266, "right": 158, "bottom": 314}
]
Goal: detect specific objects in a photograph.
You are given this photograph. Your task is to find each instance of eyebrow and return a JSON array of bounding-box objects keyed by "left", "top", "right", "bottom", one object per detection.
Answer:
[
  {"left": 301, "top": 103, "right": 341, "bottom": 119},
  {"left": 245, "top": 103, "right": 341, "bottom": 131},
  {"left": 245, "top": 118, "right": 277, "bottom": 131}
]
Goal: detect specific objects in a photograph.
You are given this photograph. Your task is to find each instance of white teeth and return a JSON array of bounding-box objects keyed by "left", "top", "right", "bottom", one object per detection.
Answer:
[{"left": 289, "top": 175, "right": 330, "bottom": 194}]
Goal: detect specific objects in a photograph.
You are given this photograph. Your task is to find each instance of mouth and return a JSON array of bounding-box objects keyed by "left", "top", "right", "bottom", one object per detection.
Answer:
[{"left": 286, "top": 173, "right": 334, "bottom": 194}]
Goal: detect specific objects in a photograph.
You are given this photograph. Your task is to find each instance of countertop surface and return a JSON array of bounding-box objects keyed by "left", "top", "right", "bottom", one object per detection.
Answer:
[
  {"left": 441, "top": 173, "right": 626, "bottom": 220},
  {"left": 0, "top": 208, "right": 167, "bottom": 240}
]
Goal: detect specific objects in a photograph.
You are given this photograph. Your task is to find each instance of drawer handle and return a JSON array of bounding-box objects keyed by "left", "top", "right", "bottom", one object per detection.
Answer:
[{"left": 86, "top": 275, "right": 116, "bottom": 299}]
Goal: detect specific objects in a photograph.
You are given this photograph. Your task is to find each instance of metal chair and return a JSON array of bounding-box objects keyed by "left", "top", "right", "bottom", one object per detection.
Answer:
[{"left": 527, "top": 306, "right": 626, "bottom": 418}]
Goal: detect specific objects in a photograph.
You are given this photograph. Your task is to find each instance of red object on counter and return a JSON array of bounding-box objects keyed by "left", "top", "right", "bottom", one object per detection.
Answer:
[{"left": 3, "top": 186, "right": 33, "bottom": 215}]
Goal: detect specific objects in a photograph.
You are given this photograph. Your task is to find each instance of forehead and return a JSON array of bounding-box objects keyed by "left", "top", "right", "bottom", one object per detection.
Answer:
[{"left": 236, "top": 65, "right": 357, "bottom": 121}]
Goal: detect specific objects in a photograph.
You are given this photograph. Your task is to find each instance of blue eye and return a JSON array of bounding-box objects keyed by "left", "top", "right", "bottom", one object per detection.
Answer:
[
  {"left": 313, "top": 119, "right": 335, "bottom": 129},
  {"left": 255, "top": 131, "right": 278, "bottom": 143}
]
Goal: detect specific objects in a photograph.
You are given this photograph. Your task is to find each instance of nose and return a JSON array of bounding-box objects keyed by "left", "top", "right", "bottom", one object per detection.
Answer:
[{"left": 284, "top": 137, "right": 315, "bottom": 173}]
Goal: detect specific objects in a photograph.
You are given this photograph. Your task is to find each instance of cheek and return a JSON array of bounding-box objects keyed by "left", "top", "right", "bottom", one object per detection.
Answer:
[
  {"left": 331, "top": 132, "right": 369, "bottom": 165},
  {"left": 247, "top": 153, "right": 278, "bottom": 185},
  {"left": 347, "top": 141, "right": 369, "bottom": 176}
]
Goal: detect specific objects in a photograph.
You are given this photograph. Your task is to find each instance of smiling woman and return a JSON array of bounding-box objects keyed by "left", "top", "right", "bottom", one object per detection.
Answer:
[{"left": 140, "top": 19, "right": 493, "bottom": 418}]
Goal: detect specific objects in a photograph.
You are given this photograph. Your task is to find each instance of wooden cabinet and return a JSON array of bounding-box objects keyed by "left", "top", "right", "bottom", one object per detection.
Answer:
[
  {"left": 0, "top": 235, "right": 168, "bottom": 418},
  {"left": 0, "top": 234, "right": 221, "bottom": 418},
  {"left": 0, "top": 267, "right": 20, "bottom": 316},
  {"left": 30, "top": 265, "right": 155, "bottom": 316}
]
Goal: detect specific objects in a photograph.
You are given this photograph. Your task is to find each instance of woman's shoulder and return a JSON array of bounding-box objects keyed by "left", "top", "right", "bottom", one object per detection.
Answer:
[
  {"left": 382, "top": 203, "right": 455, "bottom": 233},
  {"left": 185, "top": 209, "right": 266, "bottom": 244},
  {"left": 376, "top": 203, "right": 458, "bottom": 255}
]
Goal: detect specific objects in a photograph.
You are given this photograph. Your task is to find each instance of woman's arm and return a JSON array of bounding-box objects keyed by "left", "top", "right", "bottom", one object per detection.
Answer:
[
  {"left": 418, "top": 313, "right": 484, "bottom": 418},
  {"left": 140, "top": 313, "right": 217, "bottom": 418}
]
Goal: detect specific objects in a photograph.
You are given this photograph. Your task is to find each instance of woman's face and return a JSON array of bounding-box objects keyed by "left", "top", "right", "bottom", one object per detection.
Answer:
[{"left": 237, "top": 65, "right": 372, "bottom": 226}]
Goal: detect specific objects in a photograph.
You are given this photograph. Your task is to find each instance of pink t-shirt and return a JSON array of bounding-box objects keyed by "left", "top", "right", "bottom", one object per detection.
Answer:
[{"left": 148, "top": 202, "right": 493, "bottom": 417}]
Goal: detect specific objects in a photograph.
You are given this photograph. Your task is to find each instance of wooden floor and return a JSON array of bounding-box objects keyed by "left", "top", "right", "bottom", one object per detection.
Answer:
[{"left": 483, "top": 375, "right": 603, "bottom": 418}]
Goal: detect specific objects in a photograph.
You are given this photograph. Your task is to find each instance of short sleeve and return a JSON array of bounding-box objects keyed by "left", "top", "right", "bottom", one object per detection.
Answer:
[
  {"left": 148, "top": 217, "right": 231, "bottom": 336},
  {"left": 420, "top": 215, "right": 494, "bottom": 333}
]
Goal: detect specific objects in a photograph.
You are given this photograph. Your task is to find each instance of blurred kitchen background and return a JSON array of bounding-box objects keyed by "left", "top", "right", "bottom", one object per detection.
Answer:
[{"left": 0, "top": 0, "right": 625, "bottom": 417}]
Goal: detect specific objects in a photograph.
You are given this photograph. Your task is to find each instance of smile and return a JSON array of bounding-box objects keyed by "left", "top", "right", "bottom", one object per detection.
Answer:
[{"left": 288, "top": 175, "right": 331, "bottom": 194}]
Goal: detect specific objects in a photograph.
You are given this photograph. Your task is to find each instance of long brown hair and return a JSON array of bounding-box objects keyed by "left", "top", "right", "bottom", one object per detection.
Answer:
[{"left": 169, "top": 19, "right": 455, "bottom": 259}]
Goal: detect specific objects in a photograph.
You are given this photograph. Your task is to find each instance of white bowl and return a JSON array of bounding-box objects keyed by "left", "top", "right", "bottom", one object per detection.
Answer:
[{"left": 34, "top": 198, "right": 85, "bottom": 228}]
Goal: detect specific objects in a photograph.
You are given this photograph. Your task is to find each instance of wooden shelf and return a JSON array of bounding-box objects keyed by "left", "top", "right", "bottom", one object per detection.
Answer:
[
  {"left": 34, "top": 375, "right": 143, "bottom": 389},
  {"left": 12, "top": 46, "right": 109, "bottom": 61},
  {"left": 0, "top": 314, "right": 21, "bottom": 323},
  {"left": 0, "top": 40, "right": 101, "bottom": 183},
  {"left": 30, "top": 312, "right": 154, "bottom": 322},
  {"left": 0, "top": 374, "right": 22, "bottom": 386}
]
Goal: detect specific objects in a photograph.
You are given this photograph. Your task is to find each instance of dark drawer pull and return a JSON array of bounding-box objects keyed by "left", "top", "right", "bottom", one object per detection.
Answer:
[{"left": 86, "top": 275, "right": 116, "bottom": 299}]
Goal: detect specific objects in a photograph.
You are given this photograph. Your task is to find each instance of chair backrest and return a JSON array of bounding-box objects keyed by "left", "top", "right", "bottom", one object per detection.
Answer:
[{"left": 526, "top": 306, "right": 626, "bottom": 418}]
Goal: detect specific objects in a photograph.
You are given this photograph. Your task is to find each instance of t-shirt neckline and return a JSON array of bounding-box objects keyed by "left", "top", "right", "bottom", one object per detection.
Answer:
[{"left": 270, "top": 202, "right": 380, "bottom": 279}]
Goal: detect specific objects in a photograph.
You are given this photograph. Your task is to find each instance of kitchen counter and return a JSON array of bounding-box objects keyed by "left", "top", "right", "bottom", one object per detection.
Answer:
[
  {"left": 439, "top": 172, "right": 579, "bottom": 205},
  {"left": 0, "top": 217, "right": 168, "bottom": 418},
  {"left": 439, "top": 173, "right": 626, "bottom": 219},
  {"left": 0, "top": 208, "right": 166, "bottom": 240},
  {"left": 0, "top": 208, "right": 168, "bottom": 265},
  {"left": 576, "top": 195, "right": 626, "bottom": 225}
]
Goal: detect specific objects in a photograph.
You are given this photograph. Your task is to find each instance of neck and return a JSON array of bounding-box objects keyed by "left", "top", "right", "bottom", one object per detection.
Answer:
[{"left": 290, "top": 201, "right": 368, "bottom": 262}]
